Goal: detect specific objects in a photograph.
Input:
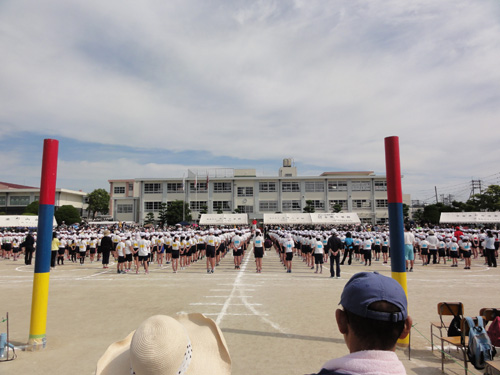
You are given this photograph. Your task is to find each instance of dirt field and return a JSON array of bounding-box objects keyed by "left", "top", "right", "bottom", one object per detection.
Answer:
[{"left": 0, "top": 247, "right": 498, "bottom": 375}]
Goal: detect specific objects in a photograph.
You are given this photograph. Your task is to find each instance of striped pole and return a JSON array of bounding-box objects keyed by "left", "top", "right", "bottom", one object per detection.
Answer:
[
  {"left": 28, "top": 139, "right": 59, "bottom": 349},
  {"left": 384, "top": 136, "right": 409, "bottom": 345}
]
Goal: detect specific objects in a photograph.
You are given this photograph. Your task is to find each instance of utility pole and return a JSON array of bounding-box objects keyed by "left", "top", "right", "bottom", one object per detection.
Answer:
[
  {"left": 470, "top": 179, "right": 482, "bottom": 198},
  {"left": 435, "top": 186, "right": 438, "bottom": 204}
]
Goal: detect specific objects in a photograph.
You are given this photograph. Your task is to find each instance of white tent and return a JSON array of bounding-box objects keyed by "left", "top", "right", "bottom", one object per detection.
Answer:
[
  {"left": 310, "top": 213, "right": 361, "bottom": 225},
  {"left": 262, "top": 213, "right": 312, "bottom": 225},
  {"left": 440, "top": 212, "right": 500, "bottom": 224},
  {"left": 263, "top": 213, "right": 360, "bottom": 225},
  {"left": 199, "top": 214, "right": 248, "bottom": 225},
  {"left": 0, "top": 215, "right": 58, "bottom": 227}
]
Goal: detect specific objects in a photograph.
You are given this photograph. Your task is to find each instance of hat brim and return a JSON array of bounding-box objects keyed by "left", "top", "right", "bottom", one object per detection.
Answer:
[{"left": 96, "top": 313, "right": 231, "bottom": 375}]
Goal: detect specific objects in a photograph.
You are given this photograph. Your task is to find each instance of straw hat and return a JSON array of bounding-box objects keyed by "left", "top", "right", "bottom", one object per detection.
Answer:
[
  {"left": 96, "top": 314, "right": 231, "bottom": 375},
  {"left": 103, "top": 230, "right": 111, "bottom": 236}
]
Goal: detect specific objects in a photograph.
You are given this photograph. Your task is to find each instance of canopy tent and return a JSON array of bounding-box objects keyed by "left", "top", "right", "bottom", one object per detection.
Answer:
[
  {"left": 310, "top": 213, "right": 361, "bottom": 225},
  {"left": 199, "top": 214, "right": 248, "bottom": 225},
  {"left": 263, "top": 213, "right": 360, "bottom": 225},
  {"left": 440, "top": 212, "right": 500, "bottom": 224},
  {"left": 0, "top": 215, "right": 57, "bottom": 228}
]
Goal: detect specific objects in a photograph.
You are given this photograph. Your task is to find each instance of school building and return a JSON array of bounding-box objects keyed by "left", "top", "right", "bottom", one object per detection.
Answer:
[
  {"left": 0, "top": 182, "right": 88, "bottom": 216},
  {"left": 108, "top": 160, "right": 411, "bottom": 225}
]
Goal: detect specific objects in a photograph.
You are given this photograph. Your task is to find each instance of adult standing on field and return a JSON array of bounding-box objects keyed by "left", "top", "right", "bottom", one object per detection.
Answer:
[
  {"left": 100, "top": 229, "right": 113, "bottom": 269},
  {"left": 327, "top": 231, "right": 343, "bottom": 278},
  {"left": 404, "top": 225, "right": 415, "bottom": 272}
]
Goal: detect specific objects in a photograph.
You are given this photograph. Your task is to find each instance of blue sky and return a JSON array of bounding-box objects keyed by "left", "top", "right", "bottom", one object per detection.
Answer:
[{"left": 1, "top": 0, "right": 500, "bottom": 203}]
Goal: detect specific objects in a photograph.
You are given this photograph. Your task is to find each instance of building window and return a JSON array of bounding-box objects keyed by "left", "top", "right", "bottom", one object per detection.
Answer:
[
  {"left": 375, "top": 181, "right": 387, "bottom": 191},
  {"left": 329, "top": 200, "right": 348, "bottom": 210},
  {"left": 305, "top": 181, "right": 325, "bottom": 192},
  {"left": 128, "top": 183, "right": 134, "bottom": 192},
  {"left": 281, "top": 182, "right": 300, "bottom": 192},
  {"left": 213, "top": 201, "right": 231, "bottom": 212},
  {"left": 259, "top": 201, "right": 278, "bottom": 212},
  {"left": 236, "top": 205, "right": 253, "bottom": 213},
  {"left": 114, "top": 186, "right": 125, "bottom": 194},
  {"left": 10, "top": 196, "right": 30, "bottom": 206},
  {"left": 282, "top": 200, "right": 301, "bottom": 211},
  {"left": 352, "top": 199, "right": 372, "bottom": 210},
  {"left": 259, "top": 182, "right": 276, "bottom": 192},
  {"left": 308, "top": 200, "right": 325, "bottom": 210},
  {"left": 0, "top": 196, "right": 6, "bottom": 205},
  {"left": 167, "top": 183, "right": 184, "bottom": 193},
  {"left": 376, "top": 218, "right": 389, "bottom": 224},
  {"left": 144, "top": 183, "right": 162, "bottom": 194},
  {"left": 351, "top": 181, "right": 371, "bottom": 191},
  {"left": 328, "top": 181, "right": 348, "bottom": 191},
  {"left": 237, "top": 187, "right": 253, "bottom": 197},
  {"left": 117, "top": 204, "right": 133, "bottom": 213},
  {"left": 144, "top": 201, "right": 162, "bottom": 212},
  {"left": 190, "top": 183, "right": 207, "bottom": 193},
  {"left": 213, "top": 182, "right": 232, "bottom": 193},
  {"left": 376, "top": 199, "right": 388, "bottom": 208},
  {"left": 190, "top": 201, "right": 207, "bottom": 211}
]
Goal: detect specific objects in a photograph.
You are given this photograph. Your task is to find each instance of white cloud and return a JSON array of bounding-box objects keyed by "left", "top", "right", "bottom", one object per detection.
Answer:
[{"left": 1, "top": 0, "right": 500, "bottom": 200}]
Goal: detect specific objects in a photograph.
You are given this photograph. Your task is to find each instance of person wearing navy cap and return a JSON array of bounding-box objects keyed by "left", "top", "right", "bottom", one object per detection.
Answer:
[{"left": 309, "top": 272, "right": 412, "bottom": 375}]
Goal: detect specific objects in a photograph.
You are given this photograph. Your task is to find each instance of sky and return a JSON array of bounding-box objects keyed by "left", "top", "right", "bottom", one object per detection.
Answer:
[{"left": 1, "top": 0, "right": 500, "bottom": 204}]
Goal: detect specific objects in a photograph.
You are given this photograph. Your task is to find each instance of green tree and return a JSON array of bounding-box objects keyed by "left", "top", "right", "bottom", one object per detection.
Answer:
[
  {"left": 166, "top": 200, "right": 192, "bottom": 224},
  {"left": 199, "top": 205, "right": 208, "bottom": 215},
  {"left": 402, "top": 203, "right": 409, "bottom": 220},
  {"left": 55, "top": 205, "right": 81, "bottom": 225},
  {"left": 158, "top": 203, "right": 168, "bottom": 227},
  {"left": 87, "top": 188, "right": 110, "bottom": 219},
  {"left": 412, "top": 208, "right": 423, "bottom": 223},
  {"left": 24, "top": 200, "right": 39, "bottom": 215},
  {"left": 303, "top": 200, "right": 315, "bottom": 213},
  {"left": 144, "top": 212, "right": 156, "bottom": 226},
  {"left": 332, "top": 203, "right": 342, "bottom": 213},
  {"left": 467, "top": 185, "right": 500, "bottom": 211}
]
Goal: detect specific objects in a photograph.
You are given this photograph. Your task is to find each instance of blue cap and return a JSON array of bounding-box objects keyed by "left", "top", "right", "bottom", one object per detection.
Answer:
[{"left": 340, "top": 272, "right": 408, "bottom": 322}]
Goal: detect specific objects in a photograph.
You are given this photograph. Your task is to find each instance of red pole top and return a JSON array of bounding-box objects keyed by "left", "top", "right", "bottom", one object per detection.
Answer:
[
  {"left": 39, "top": 139, "right": 59, "bottom": 205},
  {"left": 384, "top": 136, "right": 403, "bottom": 204}
]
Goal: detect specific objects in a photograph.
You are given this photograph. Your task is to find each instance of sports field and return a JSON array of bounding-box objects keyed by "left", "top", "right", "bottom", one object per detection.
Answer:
[{"left": 0, "top": 246, "right": 498, "bottom": 375}]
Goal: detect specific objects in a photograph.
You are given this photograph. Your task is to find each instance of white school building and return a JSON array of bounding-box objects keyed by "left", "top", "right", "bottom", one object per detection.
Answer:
[{"left": 108, "top": 160, "right": 411, "bottom": 225}]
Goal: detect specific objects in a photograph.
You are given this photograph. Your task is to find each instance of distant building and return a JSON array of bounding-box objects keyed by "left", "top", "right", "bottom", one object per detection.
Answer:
[
  {"left": 0, "top": 182, "right": 88, "bottom": 215},
  {"left": 108, "top": 160, "right": 411, "bottom": 225}
]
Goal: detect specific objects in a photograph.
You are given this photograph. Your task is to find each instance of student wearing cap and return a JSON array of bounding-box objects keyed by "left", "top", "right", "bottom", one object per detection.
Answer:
[
  {"left": 426, "top": 230, "right": 439, "bottom": 264},
  {"left": 309, "top": 272, "right": 412, "bottom": 375},
  {"left": 253, "top": 230, "right": 264, "bottom": 273}
]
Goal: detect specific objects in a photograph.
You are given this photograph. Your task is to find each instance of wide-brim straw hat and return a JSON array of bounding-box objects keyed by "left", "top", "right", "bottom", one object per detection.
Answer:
[{"left": 96, "top": 314, "right": 231, "bottom": 375}]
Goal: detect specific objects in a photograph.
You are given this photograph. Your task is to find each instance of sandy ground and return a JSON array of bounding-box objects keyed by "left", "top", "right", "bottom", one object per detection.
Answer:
[{"left": 0, "top": 247, "right": 499, "bottom": 375}]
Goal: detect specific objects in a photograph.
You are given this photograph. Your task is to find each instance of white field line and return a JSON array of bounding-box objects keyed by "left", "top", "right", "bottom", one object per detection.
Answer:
[{"left": 216, "top": 248, "right": 253, "bottom": 325}]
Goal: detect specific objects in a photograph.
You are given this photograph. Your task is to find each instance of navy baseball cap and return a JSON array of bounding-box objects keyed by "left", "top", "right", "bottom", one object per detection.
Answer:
[{"left": 340, "top": 272, "right": 408, "bottom": 322}]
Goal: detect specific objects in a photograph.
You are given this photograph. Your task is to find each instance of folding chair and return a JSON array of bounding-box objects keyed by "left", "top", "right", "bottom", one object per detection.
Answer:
[
  {"left": 479, "top": 308, "right": 500, "bottom": 328},
  {"left": 441, "top": 316, "right": 482, "bottom": 375},
  {"left": 431, "top": 302, "right": 464, "bottom": 351}
]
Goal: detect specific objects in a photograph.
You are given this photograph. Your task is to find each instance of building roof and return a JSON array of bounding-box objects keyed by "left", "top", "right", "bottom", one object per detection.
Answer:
[
  {"left": 0, "top": 181, "right": 38, "bottom": 189},
  {"left": 320, "top": 171, "right": 375, "bottom": 176}
]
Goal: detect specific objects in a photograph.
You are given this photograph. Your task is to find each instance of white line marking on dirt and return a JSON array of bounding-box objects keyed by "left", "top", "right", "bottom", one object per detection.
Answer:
[{"left": 216, "top": 250, "right": 253, "bottom": 325}]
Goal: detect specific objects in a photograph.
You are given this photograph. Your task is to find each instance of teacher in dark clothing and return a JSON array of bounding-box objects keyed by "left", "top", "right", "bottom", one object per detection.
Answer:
[
  {"left": 100, "top": 230, "right": 113, "bottom": 269},
  {"left": 327, "top": 231, "right": 343, "bottom": 278},
  {"left": 23, "top": 231, "right": 36, "bottom": 265}
]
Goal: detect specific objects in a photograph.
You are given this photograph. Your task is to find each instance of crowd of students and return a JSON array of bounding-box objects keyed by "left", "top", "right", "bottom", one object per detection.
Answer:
[
  {"left": 0, "top": 226, "right": 254, "bottom": 275},
  {"left": 1, "top": 225, "right": 499, "bottom": 275}
]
